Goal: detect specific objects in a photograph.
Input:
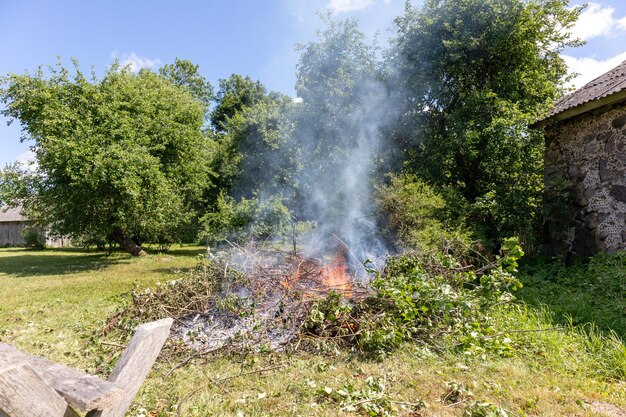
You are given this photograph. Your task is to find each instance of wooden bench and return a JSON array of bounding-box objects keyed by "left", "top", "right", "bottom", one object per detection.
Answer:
[{"left": 0, "top": 318, "right": 173, "bottom": 417}]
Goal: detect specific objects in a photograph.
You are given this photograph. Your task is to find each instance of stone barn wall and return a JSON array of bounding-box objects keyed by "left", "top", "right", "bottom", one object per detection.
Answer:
[{"left": 544, "top": 104, "right": 626, "bottom": 256}]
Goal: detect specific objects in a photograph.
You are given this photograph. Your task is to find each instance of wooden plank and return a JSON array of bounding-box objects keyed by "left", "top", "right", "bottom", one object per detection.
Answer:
[
  {"left": 88, "top": 318, "right": 173, "bottom": 417},
  {"left": 0, "top": 362, "right": 71, "bottom": 417},
  {"left": 0, "top": 343, "right": 121, "bottom": 411}
]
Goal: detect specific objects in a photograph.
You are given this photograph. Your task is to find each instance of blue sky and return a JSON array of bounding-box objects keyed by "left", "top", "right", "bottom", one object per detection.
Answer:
[{"left": 1, "top": 0, "right": 626, "bottom": 167}]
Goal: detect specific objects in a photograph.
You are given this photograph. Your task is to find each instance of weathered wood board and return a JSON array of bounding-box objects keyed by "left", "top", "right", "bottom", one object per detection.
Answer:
[
  {"left": 0, "top": 318, "right": 172, "bottom": 417},
  {"left": 0, "top": 343, "right": 121, "bottom": 411},
  {"left": 87, "top": 318, "right": 173, "bottom": 417},
  {"left": 0, "top": 362, "right": 72, "bottom": 417}
]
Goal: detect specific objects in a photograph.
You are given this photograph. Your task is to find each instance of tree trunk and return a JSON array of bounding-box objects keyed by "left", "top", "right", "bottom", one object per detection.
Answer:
[{"left": 111, "top": 229, "right": 147, "bottom": 257}]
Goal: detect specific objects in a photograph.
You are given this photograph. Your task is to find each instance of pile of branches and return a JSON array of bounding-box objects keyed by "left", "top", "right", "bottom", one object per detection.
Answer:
[
  {"left": 101, "top": 242, "right": 364, "bottom": 356},
  {"left": 99, "top": 239, "right": 524, "bottom": 365},
  {"left": 301, "top": 242, "right": 525, "bottom": 358}
]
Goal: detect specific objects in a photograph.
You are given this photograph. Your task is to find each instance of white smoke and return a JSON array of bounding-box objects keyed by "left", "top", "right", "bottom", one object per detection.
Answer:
[{"left": 292, "top": 79, "right": 393, "bottom": 270}]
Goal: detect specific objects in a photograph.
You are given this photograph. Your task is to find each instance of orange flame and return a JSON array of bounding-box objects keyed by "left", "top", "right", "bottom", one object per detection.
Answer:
[
  {"left": 320, "top": 251, "right": 352, "bottom": 297},
  {"left": 280, "top": 248, "right": 352, "bottom": 297}
]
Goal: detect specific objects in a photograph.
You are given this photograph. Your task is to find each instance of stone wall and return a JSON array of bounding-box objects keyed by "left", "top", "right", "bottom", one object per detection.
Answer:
[{"left": 544, "top": 104, "right": 626, "bottom": 256}]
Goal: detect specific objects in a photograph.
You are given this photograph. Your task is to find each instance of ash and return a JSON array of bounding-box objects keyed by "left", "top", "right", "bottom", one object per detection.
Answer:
[
  {"left": 169, "top": 243, "right": 361, "bottom": 352},
  {"left": 170, "top": 303, "right": 302, "bottom": 352}
]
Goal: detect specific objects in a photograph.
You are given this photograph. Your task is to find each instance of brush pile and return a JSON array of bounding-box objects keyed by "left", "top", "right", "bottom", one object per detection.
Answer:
[
  {"left": 103, "top": 242, "right": 365, "bottom": 353},
  {"left": 102, "top": 239, "right": 525, "bottom": 361}
]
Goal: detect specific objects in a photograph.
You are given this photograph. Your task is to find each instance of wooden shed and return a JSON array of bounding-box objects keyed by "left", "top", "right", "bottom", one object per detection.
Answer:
[
  {"left": 0, "top": 206, "right": 29, "bottom": 246},
  {"left": 0, "top": 205, "right": 69, "bottom": 248}
]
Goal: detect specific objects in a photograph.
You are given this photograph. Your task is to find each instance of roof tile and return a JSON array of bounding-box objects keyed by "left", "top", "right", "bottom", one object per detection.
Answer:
[{"left": 546, "top": 60, "right": 626, "bottom": 119}]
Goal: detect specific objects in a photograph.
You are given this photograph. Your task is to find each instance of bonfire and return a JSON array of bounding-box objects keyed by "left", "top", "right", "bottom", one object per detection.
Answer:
[{"left": 170, "top": 241, "right": 366, "bottom": 352}]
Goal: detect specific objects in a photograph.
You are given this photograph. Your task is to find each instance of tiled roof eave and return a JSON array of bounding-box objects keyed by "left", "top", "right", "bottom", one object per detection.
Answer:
[
  {"left": 541, "top": 89, "right": 626, "bottom": 125},
  {"left": 541, "top": 60, "right": 626, "bottom": 124}
]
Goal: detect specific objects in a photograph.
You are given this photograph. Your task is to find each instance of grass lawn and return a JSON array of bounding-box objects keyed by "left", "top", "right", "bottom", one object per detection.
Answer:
[
  {"left": 0, "top": 247, "right": 624, "bottom": 417},
  {"left": 0, "top": 246, "right": 204, "bottom": 365}
]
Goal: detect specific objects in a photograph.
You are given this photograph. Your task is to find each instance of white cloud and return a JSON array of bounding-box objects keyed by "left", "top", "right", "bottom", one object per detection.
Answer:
[
  {"left": 562, "top": 51, "right": 626, "bottom": 89},
  {"left": 110, "top": 51, "right": 161, "bottom": 73},
  {"left": 571, "top": 2, "right": 626, "bottom": 41},
  {"left": 16, "top": 150, "right": 34, "bottom": 164},
  {"left": 15, "top": 150, "right": 38, "bottom": 171},
  {"left": 327, "top": 0, "right": 374, "bottom": 13}
]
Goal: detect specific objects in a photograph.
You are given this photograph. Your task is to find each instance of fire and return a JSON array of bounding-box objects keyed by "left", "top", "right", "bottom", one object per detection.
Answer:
[
  {"left": 280, "top": 247, "right": 352, "bottom": 297},
  {"left": 320, "top": 250, "right": 352, "bottom": 297}
]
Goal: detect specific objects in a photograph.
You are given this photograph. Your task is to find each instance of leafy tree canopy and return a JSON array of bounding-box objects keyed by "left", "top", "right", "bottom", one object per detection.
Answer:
[
  {"left": 159, "top": 57, "right": 214, "bottom": 110},
  {"left": 293, "top": 17, "right": 382, "bottom": 188},
  {"left": 207, "top": 74, "right": 295, "bottom": 198},
  {"left": 201, "top": 74, "right": 297, "bottom": 242},
  {"left": 389, "top": 0, "right": 582, "bottom": 246},
  {"left": 0, "top": 60, "right": 213, "bottom": 255},
  {"left": 210, "top": 74, "right": 268, "bottom": 132}
]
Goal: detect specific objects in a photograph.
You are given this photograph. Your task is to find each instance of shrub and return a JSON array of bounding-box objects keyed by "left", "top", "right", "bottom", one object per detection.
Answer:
[
  {"left": 21, "top": 226, "right": 45, "bottom": 250},
  {"left": 376, "top": 174, "right": 474, "bottom": 256}
]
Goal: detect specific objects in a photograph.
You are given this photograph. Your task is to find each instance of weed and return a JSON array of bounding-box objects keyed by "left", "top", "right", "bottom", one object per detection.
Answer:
[
  {"left": 463, "top": 401, "right": 509, "bottom": 417},
  {"left": 519, "top": 252, "right": 626, "bottom": 338},
  {"left": 443, "top": 381, "right": 473, "bottom": 405},
  {"left": 316, "top": 376, "right": 426, "bottom": 416}
]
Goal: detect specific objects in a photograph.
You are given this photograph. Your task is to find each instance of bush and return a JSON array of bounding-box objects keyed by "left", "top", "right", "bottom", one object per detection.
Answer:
[
  {"left": 199, "top": 193, "right": 294, "bottom": 245},
  {"left": 305, "top": 240, "right": 524, "bottom": 358},
  {"left": 376, "top": 174, "right": 474, "bottom": 256},
  {"left": 21, "top": 226, "right": 45, "bottom": 250}
]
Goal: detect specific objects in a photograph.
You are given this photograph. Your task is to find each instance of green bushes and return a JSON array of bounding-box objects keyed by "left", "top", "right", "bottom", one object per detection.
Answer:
[
  {"left": 21, "top": 226, "right": 45, "bottom": 250},
  {"left": 376, "top": 174, "right": 474, "bottom": 255},
  {"left": 305, "top": 241, "right": 524, "bottom": 358}
]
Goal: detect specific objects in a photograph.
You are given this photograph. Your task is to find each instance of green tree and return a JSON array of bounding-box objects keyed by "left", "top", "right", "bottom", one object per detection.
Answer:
[
  {"left": 389, "top": 0, "right": 582, "bottom": 247},
  {"left": 210, "top": 74, "right": 268, "bottom": 133},
  {"left": 291, "top": 17, "right": 390, "bottom": 255},
  {"left": 201, "top": 75, "right": 297, "bottom": 242},
  {"left": 208, "top": 75, "right": 295, "bottom": 198},
  {"left": 159, "top": 58, "right": 214, "bottom": 110},
  {"left": 0, "top": 61, "right": 212, "bottom": 255}
]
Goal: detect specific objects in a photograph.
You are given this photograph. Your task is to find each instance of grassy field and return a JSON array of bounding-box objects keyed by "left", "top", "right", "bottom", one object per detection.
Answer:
[
  {"left": 0, "top": 247, "right": 625, "bottom": 417},
  {"left": 0, "top": 246, "right": 204, "bottom": 364}
]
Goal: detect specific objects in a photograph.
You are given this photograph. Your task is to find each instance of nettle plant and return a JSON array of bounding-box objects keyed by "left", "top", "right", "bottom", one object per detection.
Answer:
[{"left": 305, "top": 239, "right": 524, "bottom": 358}]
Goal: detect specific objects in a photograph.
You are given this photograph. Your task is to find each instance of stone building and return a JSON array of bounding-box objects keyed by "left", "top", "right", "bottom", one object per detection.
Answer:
[{"left": 542, "top": 60, "right": 626, "bottom": 257}]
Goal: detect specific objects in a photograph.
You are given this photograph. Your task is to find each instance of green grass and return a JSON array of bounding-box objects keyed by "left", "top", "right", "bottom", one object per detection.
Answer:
[
  {"left": 518, "top": 253, "right": 626, "bottom": 339},
  {"left": 0, "top": 247, "right": 625, "bottom": 417},
  {"left": 0, "top": 246, "right": 204, "bottom": 365}
]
